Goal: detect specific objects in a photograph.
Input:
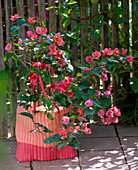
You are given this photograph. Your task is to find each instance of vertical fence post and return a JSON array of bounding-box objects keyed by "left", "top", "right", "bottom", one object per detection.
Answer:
[
  {"left": 27, "top": 0, "right": 35, "bottom": 32},
  {"left": 48, "top": 0, "right": 57, "bottom": 33},
  {"left": 59, "top": 0, "right": 67, "bottom": 31},
  {"left": 16, "top": 0, "right": 25, "bottom": 90},
  {"left": 122, "top": 0, "right": 130, "bottom": 89},
  {"left": 37, "top": 0, "right": 46, "bottom": 24},
  {"left": 80, "top": 1, "right": 89, "bottom": 65},
  {"left": 0, "top": 0, "right": 7, "bottom": 138},
  {"left": 5, "top": 0, "right": 17, "bottom": 138},
  {"left": 132, "top": 0, "right": 138, "bottom": 79},
  {"left": 70, "top": 7, "right": 78, "bottom": 75},
  {"left": 101, "top": 0, "right": 110, "bottom": 89},
  {"left": 111, "top": 0, "right": 119, "bottom": 106}
]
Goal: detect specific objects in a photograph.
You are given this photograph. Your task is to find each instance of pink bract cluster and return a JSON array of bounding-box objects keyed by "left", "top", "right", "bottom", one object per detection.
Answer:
[{"left": 98, "top": 106, "right": 121, "bottom": 125}]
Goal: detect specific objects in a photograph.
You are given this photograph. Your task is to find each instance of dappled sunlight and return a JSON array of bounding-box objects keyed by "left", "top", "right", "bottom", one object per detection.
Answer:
[{"left": 80, "top": 150, "right": 127, "bottom": 169}]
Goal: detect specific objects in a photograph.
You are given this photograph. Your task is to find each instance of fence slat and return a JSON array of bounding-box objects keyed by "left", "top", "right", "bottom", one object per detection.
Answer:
[
  {"left": 80, "top": 2, "right": 88, "bottom": 64},
  {"left": 122, "top": 0, "right": 130, "bottom": 89},
  {"left": 70, "top": 7, "right": 78, "bottom": 75},
  {"left": 27, "top": 0, "right": 35, "bottom": 17},
  {"left": 111, "top": 0, "right": 119, "bottom": 106},
  {"left": 0, "top": 0, "right": 7, "bottom": 138},
  {"left": 37, "top": 0, "right": 46, "bottom": 24},
  {"left": 101, "top": 0, "right": 110, "bottom": 89},
  {"left": 59, "top": 0, "right": 67, "bottom": 31},
  {"left": 132, "top": 0, "right": 138, "bottom": 78},
  {"left": 5, "top": 0, "right": 17, "bottom": 138},
  {"left": 48, "top": 0, "right": 57, "bottom": 33}
]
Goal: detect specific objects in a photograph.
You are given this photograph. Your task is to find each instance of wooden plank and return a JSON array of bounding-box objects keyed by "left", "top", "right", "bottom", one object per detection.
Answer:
[
  {"left": 132, "top": 0, "right": 138, "bottom": 78},
  {"left": 111, "top": 0, "right": 119, "bottom": 106},
  {"left": 58, "top": 0, "right": 67, "bottom": 31},
  {"left": 70, "top": 7, "right": 78, "bottom": 75},
  {"left": 37, "top": 0, "right": 46, "bottom": 24},
  {"left": 80, "top": 2, "right": 89, "bottom": 65},
  {"left": 16, "top": 0, "right": 25, "bottom": 90},
  {"left": 48, "top": 0, "right": 57, "bottom": 33},
  {"left": 122, "top": 0, "right": 130, "bottom": 89},
  {"left": 90, "top": 2, "right": 99, "bottom": 51},
  {"left": 5, "top": 0, "right": 17, "bottom": 138},
  {"left": 101, "top": 0, "right": 110, "bottom": 89},
  {"left": 27, "top": 0, "right": 35, "bottom": 32},
  {"left": 0, "top": 0, "right": 8, "bottom": 138}
]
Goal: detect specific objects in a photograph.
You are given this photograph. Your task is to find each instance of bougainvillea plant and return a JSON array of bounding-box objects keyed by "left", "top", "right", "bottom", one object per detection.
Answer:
[{"left": 5, "top": 14, "right": 134, "bottom": 150}]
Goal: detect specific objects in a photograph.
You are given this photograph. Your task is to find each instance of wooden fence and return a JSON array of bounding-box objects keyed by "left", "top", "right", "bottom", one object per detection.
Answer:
[{"left": 0, "top": 0, "right": 137, "bottom": 138}]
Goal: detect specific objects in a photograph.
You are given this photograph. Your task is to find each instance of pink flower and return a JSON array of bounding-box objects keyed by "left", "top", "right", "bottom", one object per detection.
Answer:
[
  {"left": 107, "top": 84, "right": 113, "bottom": 91},
  {"left": 67, "top": 91, "right": 74, "bottom": 97},
  {"left": 97, "top": 109, "right": 106, "bottom": 117},
  {"left": 28, "top": 16, "right": 36, "bottom": 24},
  {"left": 18, "top": 40, "right": 24, "bottom": 45},
  {"left": 48, "top": 83, "right": 57, "bottom": 90},
  {"left": 85, "top": 56, "right": 93, "bottom": 63},
  {"left": 92, "top": 51, "right": 101, "bottom": 58},
  {"left": 127, "top": 56, "right": 134, "bottom": 63},
  {"left": 53, "top": 32, "right": 65, "bottom": 46},
  {"left": 28, "top": 72, "right": 38, "bottom": 88},
  {"left": 75, "top": 126, "right": 80, "bottom": 131},
  {"left": 102, "top": 48, "right": 114, "bottom": 55},
  {"left": 83, "top": 68, "right": 92, "bottom": 72},
  {"left": 68, "top": 126, "right": 73, "bottom": 132},
  {"left": 106, "top": 109, "right": 114, "bottom": 118},
  {"left": 55, "top": 50, "right": 62, "bottom": 59},
  {"left": 101, "top": 74, "right": 108, "bottom": 81},
  {"left": 31, "top": 33, "right": 38, "bottom": 38},
  {"left": 27, "top": 31, "right": 33, "bottom": 38},
  {"left": 48, "top": 43, "right": 57, "bottom": 56},
  {"left": 40, "top": 63, "right": 48, "bottom": 70},
  {"left": 114, "top": 48, "right": 120, "bottom": 56},
  {"left": 32, "top": 62, "right": 41, "bottom": 69},
  {"left": 66, "top": 77, "right": 73, "bottom": 83},
  {"left": 104, "top": 90, "right": 111, "bottom": 98},
  {"left": 59, "top": 127, "right": 67, "bottom": 139},
  {"left": 57, "top": 59, "right": 66, "bottom": 67},
  {"left": 85, "top": 99, "right": 93, "bottom": 107},
  {"left": 110, "top": 117, "right": 119, "bottom": 123},
  {"left": 82, "top": 123, "right": 91, "bottom": 134},
  {"left": 58, "top": 83, "right": 67, "bottom": 93},
  {"left": 95, "top": 90, "right": 101, "bottom": 97},
  {"left": 111, "top": 106, "right": 121, "bottom": 116},
  {"left": 62, "top": 116, "right": 69, "bottom": 125},
  {"left": 5, "top": 43, "right": 12, "bottom": 51},
  {"left": 102, "top": 68, "right": 108, "bottom": 73},
  {"left": 36, "top": 27, "right": 47, "bottom": 35},
  {"left": 102, "top": 118, "right": 111, "bottom": 125},
  {"left": 10, "top": 14, "right": 19, "bottom": 21},
  {"left": 122, "top": 48, "right": 127, "bottom": 55},
  {"left": 77, "top": 108, "right": 83, "bottom": 115}
]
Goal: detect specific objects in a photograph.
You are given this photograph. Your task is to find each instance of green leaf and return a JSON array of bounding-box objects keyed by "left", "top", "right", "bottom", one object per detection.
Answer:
[
  {"left": 115, "top": 7, "right": 125, "bottom": 15},
  {"left": 17, "top": 18, "right": 25, "bottom": 25},
  {"left": 82, "top": 70, "right": 92, "bottom": 78},
  {"left": 92, "top": 98, "right": 101, "bottom": 107},
  {"left": 29, "top": 130, "right": 38, "bottom": 133},
  {"left": 131, "top": 83, "right": 138, "bottom": 93},
  {"left": 91, "top": 0, "right": 98, "bottom": 4},
  {"left": 128, "top": 77, "right": 137, "bottom": 82},
  {"left": 43, "top": 136, "right": 54, "bottom": 144},
  {"left": 81, "top": 93, "right": 89, "bottom": 100},
  {"left": 134, "top": 53, "right": 138, "bottom": 58},
  {"left": 45, "top": 98, "right": 53, "bottom": 107},
  {"left": 10, "top": 26, "right": 20, "bottom": 33},
  {"left": 132, "top": 1, "right": 138, "bottom": 13},
  {"left": 88, "top": 89, "right": 97, "bottom": 96},
  {"left": 85, "top": 109, "right": 95, "bottom": 116},
  {"left": 67, "top": 1, "right": 77, "bottom": 5},
  {"left": 23, "top": 23, "right": 31, "bottom": 26},
  {"left": 63, "top": 17, "right": 70, "bottom": 27},
  {"left": 78, "top": 80, "right": 92, "bottom": 89},
  {"left": 54, "top": 134, "right": 61, "bottom": 142},
  {"left": 77, "top": 73, "right": 82, "bottom": 77},
  {"left": 57, "top": 143, "right": 68, "bottom": 150},
  {"left": 19, "top": 112, "right": 33, "bottom": 119},
  {"left": 47, "top": 112, "right": 55, "bottom": 120},
  {"left": 91, "top": 68, "right": 101, "bottom": 74},
  {"left": 79, "top": 67, "right": 89, "bottom": 70},
  {"left": 35, "top": 123, "right": 53, "bottom": 133}
]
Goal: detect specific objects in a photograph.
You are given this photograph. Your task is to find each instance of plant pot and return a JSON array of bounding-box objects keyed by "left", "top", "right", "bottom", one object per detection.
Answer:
[{"left": 15, "top": 105, "right": 76, "bottom": 161}]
